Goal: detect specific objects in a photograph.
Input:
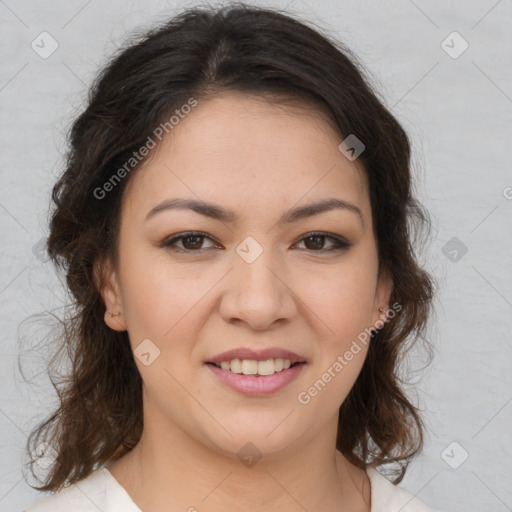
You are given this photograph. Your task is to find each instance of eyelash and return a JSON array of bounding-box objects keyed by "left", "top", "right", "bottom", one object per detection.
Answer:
[{"left": 161, "top": 231, "right": 352, "bottom": 253}]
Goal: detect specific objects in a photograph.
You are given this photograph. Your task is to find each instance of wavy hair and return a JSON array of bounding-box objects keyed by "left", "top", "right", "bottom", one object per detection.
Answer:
[{"left": 23, "top": 2, "right": 436, "bottom": 492}]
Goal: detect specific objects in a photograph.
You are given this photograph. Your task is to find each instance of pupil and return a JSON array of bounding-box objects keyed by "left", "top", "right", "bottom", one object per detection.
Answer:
[
  {"left": 306, "top": 235, "right": 324, "bottom": 250},
  {"left": 185, "top": 235, "right": 202, "bottom": 249}
]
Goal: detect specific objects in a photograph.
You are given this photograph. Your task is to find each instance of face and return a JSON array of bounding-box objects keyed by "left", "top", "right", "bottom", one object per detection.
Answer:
[{"left": 99, "top": 92, "right": 392, "bottom": 460}]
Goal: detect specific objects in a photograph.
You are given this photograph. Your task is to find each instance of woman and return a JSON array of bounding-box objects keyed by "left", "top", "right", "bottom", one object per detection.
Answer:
[{"left": 25, "top": 3, "right": 438, "bottom": 511}]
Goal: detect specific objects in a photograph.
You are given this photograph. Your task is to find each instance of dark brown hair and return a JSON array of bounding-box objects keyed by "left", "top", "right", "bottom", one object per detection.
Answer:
[{"left": 23, "top": 2, "right": 436, "bottom": 493}]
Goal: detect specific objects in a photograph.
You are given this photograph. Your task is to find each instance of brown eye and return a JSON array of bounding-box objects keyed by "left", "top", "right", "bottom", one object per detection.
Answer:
[
  {"left": 180, "top": 235, "right": 204, "bottom": 250},
  {"left": 161, "top": 232, "right": 217, "bottom": 252},
  {"left": 296, "top": 232, "right": 352, "bottom": 252},
  {"left": 304, "top": 235, "right": 325, "bottom": 250}
]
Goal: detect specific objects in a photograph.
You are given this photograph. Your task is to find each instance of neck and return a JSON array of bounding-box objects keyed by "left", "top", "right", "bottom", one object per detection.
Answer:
[{"left": 107, "top": 411, "right": 371, "bottom": 511}]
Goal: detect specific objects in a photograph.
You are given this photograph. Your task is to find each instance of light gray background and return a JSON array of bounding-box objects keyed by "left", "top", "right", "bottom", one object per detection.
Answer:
[{"left": 1, "top": 0, "right": 511, "bottom": 511}]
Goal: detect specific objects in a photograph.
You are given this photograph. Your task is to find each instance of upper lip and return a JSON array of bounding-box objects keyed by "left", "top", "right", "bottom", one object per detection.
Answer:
[{"left": 206, "top": 347, "right": 307, "bottom": 365}]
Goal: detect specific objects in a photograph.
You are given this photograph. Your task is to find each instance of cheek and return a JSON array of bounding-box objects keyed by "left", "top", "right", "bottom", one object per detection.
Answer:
[
  {"left": 117, "top": 244, "right": 207, "bottom": 343},
  {"left": 296, "top": 260, "right": 378, "bottom": 339},
  {"left": 118, "top": 255, "right": 207, "bottom": 395}
]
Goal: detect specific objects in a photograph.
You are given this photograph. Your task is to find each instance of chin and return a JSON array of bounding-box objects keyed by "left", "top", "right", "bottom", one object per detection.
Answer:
[{"left": 203, "top": 426, "right": 305, "bottom": 462}]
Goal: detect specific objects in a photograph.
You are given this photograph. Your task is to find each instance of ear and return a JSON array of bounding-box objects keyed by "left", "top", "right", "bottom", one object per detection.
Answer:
[
  {"left": 371, "top": 265, "right": 393, "bottom": 329},
  {"left": 93, "top": 256, "right": 127, "bottom": 332}
]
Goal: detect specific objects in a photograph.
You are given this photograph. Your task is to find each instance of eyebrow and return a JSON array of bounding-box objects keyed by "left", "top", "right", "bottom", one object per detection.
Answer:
[{"left": 145, "top": 197, "right": 364, "bottom": 227}]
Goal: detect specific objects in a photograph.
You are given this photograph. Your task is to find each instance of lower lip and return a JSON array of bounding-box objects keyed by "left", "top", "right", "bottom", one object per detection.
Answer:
[{"left": 205, "top": 363, "right": 306, "bottom": 397}]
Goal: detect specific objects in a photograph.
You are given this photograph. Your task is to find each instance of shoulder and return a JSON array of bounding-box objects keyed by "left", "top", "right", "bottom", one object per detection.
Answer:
[
  {"left": 367, "top": 467, "right": 440, "bottom": 512},
  {"left": 24, "top": 468, "right": 109, "bottom": 512}
]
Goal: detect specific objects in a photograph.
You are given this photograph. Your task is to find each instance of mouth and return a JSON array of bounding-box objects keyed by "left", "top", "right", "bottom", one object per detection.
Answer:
[
  {"left": 205, "top": 359, "right": 307, "bottom": 397},
  {"left": 205, "top": 358, "right": 306, "bottom": 377},
  {"left": 204, "top": 347, "right": 307, "bottom": 395}
]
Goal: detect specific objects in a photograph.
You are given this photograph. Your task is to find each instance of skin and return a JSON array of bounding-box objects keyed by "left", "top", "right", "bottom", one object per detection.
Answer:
[{"left": 98, "top": 91, "right": 392, "bottom": 512}]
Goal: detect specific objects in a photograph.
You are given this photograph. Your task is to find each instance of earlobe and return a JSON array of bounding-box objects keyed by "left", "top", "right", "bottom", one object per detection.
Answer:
[
  {"left": 373, "top": 266, "right": 393, "bottom": 328},
  {"left": 105, "top": 310, "right": 126, "bottom": 331},
  {"left": 93, "top": 257, "right": 127, "bottom": 332}
]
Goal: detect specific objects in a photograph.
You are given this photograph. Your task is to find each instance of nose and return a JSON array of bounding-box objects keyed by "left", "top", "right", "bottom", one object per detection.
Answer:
[{"left": 219, "top": 247, "right": 297, "bottom": 331}]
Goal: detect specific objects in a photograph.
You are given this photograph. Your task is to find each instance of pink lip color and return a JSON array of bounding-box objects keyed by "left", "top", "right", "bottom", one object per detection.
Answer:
[{"left": 206, "top": 363, "right": 306, "bottom": 397}]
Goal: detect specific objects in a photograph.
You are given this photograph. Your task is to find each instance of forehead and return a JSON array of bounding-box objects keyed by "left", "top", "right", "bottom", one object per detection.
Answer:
[{"left": 122, "top": 92, "right": 369, "bottom": 223}]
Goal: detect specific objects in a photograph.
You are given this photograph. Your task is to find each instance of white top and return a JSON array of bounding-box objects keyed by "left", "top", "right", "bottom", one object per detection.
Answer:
[{"left": 24, "top": 466, "right": 440, "bottom": 512}]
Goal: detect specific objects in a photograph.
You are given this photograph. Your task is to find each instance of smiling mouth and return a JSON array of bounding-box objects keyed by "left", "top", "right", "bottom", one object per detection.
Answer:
[{"left": 206, "top": 358, "right": 305, "bottom": 376}]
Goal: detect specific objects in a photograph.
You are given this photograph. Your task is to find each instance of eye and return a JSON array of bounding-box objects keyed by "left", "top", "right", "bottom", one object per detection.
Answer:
[
  {"left": 161, "top": 231, "right": 218, "bottom": 252},
  {"left": 294, "top": 232, "right": 352, "bottom": 252},
  {"left": 161, "top": 231, "right": 352, "bottom": 253}
]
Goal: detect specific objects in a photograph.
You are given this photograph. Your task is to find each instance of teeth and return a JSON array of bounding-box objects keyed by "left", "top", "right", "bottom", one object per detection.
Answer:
[
  {"left": 214, "top": 358, "right": 297, "bottom": 375},
  {"left": 230, "top": 359, "right": 242, "bottom": 373},
  {"left": 257, "top": 359, "right": 275, "bottom": 376},
  {"left": 241, "top": 359, "right": 258, "bottom": 375}
]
